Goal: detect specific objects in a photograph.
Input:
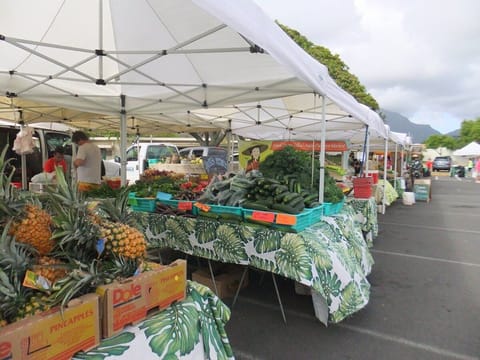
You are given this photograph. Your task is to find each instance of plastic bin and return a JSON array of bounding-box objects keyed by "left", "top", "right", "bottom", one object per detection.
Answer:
[
  {"left": 128, "top": 192, "right": 157, "bottom": 212},
  {"left": 323, "top": 198, "right": 345, "bottom": 216},
  {"left": 159, "top": 199, "right": 197, "bottom": 214},
  {"left": 198, "top": 204, "right": 243, "bottom": 218},
  {"left": 353, "top": 177, "right": 373, "bottom": 199}
]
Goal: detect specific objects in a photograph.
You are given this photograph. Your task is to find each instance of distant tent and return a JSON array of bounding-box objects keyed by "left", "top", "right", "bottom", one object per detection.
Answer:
[{"left": 452, "top": 142, "right": 480, "bottom": 157}]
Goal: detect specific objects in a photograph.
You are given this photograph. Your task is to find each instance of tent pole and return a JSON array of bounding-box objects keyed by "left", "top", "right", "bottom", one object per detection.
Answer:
[
  {"left": 98, "top": 0, "right": 104, "bottom": 81},
  {"left": 120, "top": 95, "right": 127, "bottom": 186},
  {"left": 319, "top": 95, "right": 326, "bottom": 203},
  {"left": 227, "top": 119, "right": 232, "bottom": 171},
  {"left": 382, "top": 126, "right": 389, "bottom": 214},
  {"left": 394, "top": 143, "right": 398, "bottom": 190},
  {"left": 363, "top": 126, "right": 370, "bottom": 175}
]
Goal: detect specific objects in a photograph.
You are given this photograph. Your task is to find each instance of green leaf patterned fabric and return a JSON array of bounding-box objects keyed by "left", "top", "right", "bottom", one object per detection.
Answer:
[
  {"left": 132, "top": 201, "right": 376, "bottom": 323},
  {"left": 73, "top": 281, "right": 234, "bottom": 360},
  {"left": 347, "top": 197, "right": 378, "bottom": 243}
]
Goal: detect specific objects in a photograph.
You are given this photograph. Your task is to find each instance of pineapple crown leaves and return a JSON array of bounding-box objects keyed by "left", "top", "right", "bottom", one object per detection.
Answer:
[
  {"left": 48, "top": 259, "right": 107, "bottom": 311},
  {"left": 0, "top": 268, "right": 16, "bottom": 299},
  {"left": 0, "top": 145, "right": 28, "bottom": 220},
  {"left": 0, "top": 222, "right": 36, "bottom": 276},
  {"left": 48, "top": 167, "right": 85, "bottom": 207},
  {"left": 97, "top": 186, "right": 135, "bottom": 226},
  {"left": 102, "top": 254, "right": 140, "bottom": 279},
  {"left": 0, "top": 266, "right": 34, "bottom": 322}
]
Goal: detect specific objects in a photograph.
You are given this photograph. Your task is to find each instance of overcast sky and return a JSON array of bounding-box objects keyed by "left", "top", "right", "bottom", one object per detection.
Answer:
[{"left": 254, "top": 0, "right": 480, "bottom": 134}]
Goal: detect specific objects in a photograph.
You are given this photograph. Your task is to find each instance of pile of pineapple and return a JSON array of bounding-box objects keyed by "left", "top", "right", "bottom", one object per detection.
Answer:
[{"left": 0, "top": 148, "right": 149, "bottom": 327}]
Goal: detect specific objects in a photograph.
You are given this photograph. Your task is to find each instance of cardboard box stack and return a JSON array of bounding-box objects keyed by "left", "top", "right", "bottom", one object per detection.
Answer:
[
  {"left": 0, "top": 294, "right": 101, "bottom": 360},
  {"left": 96, "top": 259, "right": 187, "bottom": 338}
]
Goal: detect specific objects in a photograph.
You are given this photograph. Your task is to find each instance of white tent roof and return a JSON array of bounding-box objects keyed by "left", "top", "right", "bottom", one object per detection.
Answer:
[
  {"left": 452, "top": 142, "right": 480, "bottom": 157},
  {"left": 349, "top": 128, "right": 409, "bottom": 151},
  {"left": 0, "top": 0, "right": 385, "bottom": 139}
]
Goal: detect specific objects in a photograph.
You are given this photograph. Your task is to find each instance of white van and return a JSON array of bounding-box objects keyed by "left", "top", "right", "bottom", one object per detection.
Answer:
[
  {"left": 118, "top": 142, "right": 180, "bottom": 183},
  {"left": 179, "top": 146, "right": 227, "bottom": 160}
]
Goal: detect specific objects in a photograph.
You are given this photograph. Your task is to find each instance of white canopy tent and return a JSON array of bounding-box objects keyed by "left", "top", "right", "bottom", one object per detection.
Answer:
[
  {"left": 452, "top": 142, "right": 480, "bottom": 157},
  {"left": 0, "top": 0, "right": 386, "bottom": 197}
]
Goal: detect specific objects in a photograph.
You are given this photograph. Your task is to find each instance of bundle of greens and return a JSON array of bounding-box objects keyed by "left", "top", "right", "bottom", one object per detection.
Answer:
[{"left": 259, "top": 145, "right": 344, "bottom": 203}]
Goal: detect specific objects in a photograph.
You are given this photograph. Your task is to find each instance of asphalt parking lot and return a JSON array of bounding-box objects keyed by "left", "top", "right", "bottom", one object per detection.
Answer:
[{"left": 225, "top": 176, "right": 480, "bottom": 359}]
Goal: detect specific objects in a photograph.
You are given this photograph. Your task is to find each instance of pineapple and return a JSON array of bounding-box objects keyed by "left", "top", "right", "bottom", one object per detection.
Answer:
[
  {"left": 0, "top": 268, "right": 45, "bottom": 323},
  {"left": 15, "top": 293, "right": 50, "bottom": 321},
  {"left": 10, "top": 204, "right": 53, "bottom": 255},
  {"left": 34, "top": 256, "right": 68, "bottom": 284},
  {"left": 100, "top": 221, "right": 147, "bottom": 260}
]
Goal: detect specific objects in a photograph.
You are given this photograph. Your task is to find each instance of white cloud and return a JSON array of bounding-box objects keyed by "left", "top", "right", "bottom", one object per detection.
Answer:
[{"left": 254, "top": 0, "right": 480, "bottom": 134}]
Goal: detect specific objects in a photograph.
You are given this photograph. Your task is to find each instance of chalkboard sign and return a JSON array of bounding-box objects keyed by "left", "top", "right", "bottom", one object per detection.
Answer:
[
  {"left": 202, "top": 154, "right": 228, "bottom": 176},
  {"left": 414, "top": 179, "right": 431, "bottom": 202}
]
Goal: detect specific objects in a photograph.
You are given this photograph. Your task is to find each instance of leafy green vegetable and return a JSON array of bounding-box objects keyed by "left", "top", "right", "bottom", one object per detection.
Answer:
[{"left": 259, "top": 146, "right": 344, "bottom": 203}]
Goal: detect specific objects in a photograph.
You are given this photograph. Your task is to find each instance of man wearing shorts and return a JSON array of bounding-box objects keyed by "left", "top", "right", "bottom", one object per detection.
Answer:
[{"left": 72, "top": 131, "right": 102, "bottom": 192}]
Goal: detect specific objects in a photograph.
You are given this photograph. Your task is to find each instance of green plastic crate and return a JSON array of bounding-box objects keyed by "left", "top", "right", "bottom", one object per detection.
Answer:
[
  {"left": 196, "top": 203, "right": 243, "bottom": 221},
  {"left": 128, "top": 192, "right": 157, "bottom": 212},
  {"left": 323, "top": 198, "right": 345, "bottom": 216},
  {"left": 158, "top": 199, "right": 197, "bottom": 214}
]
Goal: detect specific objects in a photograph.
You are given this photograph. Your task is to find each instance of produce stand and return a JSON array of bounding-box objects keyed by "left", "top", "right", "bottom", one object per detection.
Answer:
[
  {"left": 73, "top": 281, "right": 234, "bottom": 360},
  {"left": 133, "top": 202, "right": 374, "bottom": 324}
]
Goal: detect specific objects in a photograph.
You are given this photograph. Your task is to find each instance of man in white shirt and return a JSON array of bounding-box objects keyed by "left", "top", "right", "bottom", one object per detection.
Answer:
[{"left": 72, "top": 131, "right": 102, "bottom": 192}]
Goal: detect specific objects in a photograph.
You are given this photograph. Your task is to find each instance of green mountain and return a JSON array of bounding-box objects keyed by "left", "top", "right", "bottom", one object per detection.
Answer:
[{"left": 382, "top": 109, "right": 441, "bottom": 143}]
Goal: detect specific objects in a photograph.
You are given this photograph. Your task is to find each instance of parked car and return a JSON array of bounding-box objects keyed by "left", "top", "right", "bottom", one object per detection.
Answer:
[
  {"left": 179, "top": 146, "right": 227, "bottom": 160},
  {"left": 432, "top": 156, "right": 452, "bottom": 172}
]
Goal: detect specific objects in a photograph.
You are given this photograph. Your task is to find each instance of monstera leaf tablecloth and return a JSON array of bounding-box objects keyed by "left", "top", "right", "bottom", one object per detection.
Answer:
[
  {"left": 345, "top": 197, "right": 378, "bottom": 246},
  {"left": 74, "top": 281, "right": 234, "bottom": 360},
  {"left": 132, "top": 203, "right": 374, "bottom": 324}
]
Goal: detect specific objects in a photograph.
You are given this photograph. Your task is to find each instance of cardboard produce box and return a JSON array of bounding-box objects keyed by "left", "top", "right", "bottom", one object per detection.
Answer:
[
  {"left": 192, "top": 265, "right": 248, "bottom": 299},
  {"left": 0, "top": 293, "right": 100, "bottom": 360},
  {"left": 96, "top": 259, "right": 186, "bottom": 338}
]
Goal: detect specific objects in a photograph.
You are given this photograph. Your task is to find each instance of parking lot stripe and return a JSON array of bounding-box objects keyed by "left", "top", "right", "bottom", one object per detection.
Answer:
[
  {"left": 379, "top": 221, "right": 480, "bottom": 235},
  {"left": 238, "top": 297, "right": 478, "bottom": 360},
  {"left": 371, "top": 249, "right": 480, "bottom": 268},
  {"left": 336, "top": 323, "right": 479, "bottom": 360}
]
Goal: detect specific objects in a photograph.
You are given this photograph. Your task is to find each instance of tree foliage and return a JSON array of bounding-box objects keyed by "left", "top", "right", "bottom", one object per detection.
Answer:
[
  {"left": 279, "top": 23, "right": 379, "bottom": 111},
  {"left": 424, "top": 118, "right": 480, "bottom": 149},
  {"left": 424, "top": 134, "right": 458, "bottom": 150},
  {"left": 458, "top": 118, "right": 480, "bottom": 146}
]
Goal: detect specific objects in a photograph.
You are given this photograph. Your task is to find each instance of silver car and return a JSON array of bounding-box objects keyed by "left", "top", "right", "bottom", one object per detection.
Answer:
[{"left": 432, "top": 156, "right": 452, "bottom": 172}]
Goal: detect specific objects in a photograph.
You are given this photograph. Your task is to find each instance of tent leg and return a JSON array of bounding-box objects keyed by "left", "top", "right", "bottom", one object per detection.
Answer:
[
  {"left": 207, "top": 260, "right": 219, "bottom": 295},
  {"left": 231, "top": 267, "right": 249, "bottom": 308},
  {"left": 272, "top": 274, "right": 287, "bottom": 324}
]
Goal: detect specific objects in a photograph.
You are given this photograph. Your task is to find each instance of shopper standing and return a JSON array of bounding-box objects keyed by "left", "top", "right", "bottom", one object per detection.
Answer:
[
  {"left": 72, "top": 131, "right": 102, "bottom": 192},
  {"left": 467, "top": 159, "right": 473, "bottom": 177},
  {"left": 43, "top": 146, "right": 67, "bottom": 174},
  {"left": 475, "top": 157, "right": 480, "bottom": 183}
]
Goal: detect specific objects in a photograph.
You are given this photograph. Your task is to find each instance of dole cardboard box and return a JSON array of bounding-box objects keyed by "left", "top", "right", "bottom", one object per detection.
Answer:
[
  {"left": 0, "top": 293, "right": 100, "bottom": 360},
  {"left": 96, "top": 259, "right": 187, "bottom": 338}
]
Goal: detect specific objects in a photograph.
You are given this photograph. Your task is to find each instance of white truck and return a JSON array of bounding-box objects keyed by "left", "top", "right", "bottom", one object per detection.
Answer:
[{"left": 114, "top": 142, "right": 180, "bottom": 183}]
